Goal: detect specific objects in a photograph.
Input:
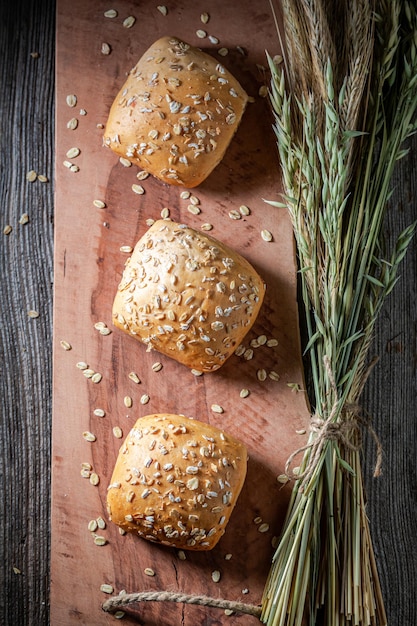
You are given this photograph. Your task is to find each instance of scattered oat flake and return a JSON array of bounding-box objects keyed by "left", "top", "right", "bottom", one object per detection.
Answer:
[
  {"left": 83, "top": 431, "right": 96, "bottom": 442},
  {"left": 218, "top": 47, "right": 229, "bottom": 56},
  {"left": 196, "top": 29, "right": 207, "bottom": 38},
  {"left": 123, "top": 15, "right": 136, "bottom": 28},
  {"left": 211, "top": 404, "right": 224, "bottom": 414},
  {"left": 93, "top": 199, "right": 106, "bottom": 208},
  {"left": 277, "top": 473, "right": 289, "bottom": 484},
  {"left": 161, "top": 207, "right": 170, "bottom": 219},
  {"left": 114, "top": 611, "right": 125, "bottom": 619},
  {"left": 120, "top": 245, "right": 133, "bottom": 253},
  {"left": 30, "top": 51, "right": 40, "bottom": 58},
  {"left": 124, "top": 396, "right": 133, "bottom": 408},
  {"left": 94, "top": 408, "right": 106, "bottom": 417},
  {"left": 19, "top": 213, "right": 29, "bottom": 225},
  {"left": 97, "top": 517, "right": 106, "bottom": 529},
  {"left": 79, "top": 108, "right": 87, "bottom": 116},
  {"left": 136, "top": 170, "right": 150, "bottom": 180},
  {"left": 93, "top": 535, "right": 107, "bottom": 546},
  {"left": 3, "top": 225, "right": 12, "bottom": 235},
  {"left": 90, "top": 472, "right": 100, "bottom": 486},
  {"left": 66, "top": 94, "right": 77, "bottom": 107},
  {"left": 257, "top": 369, "right": 267, "bottom": 382},
  {"left": 180, "top": 190, "right": 190, "bottom": 199},
  {"left": 201, "top": 12, "right": 210, "bottom": 23},
  {"left": 240, "top": 388, "right": 250, "bottom": 398},
  {"left": 26, "top": 170, "right": 37, "bottom": 182},
  {"left": 259, "top": 85, "right": 268, "bottom": 98},
  {"left": 88, "top": 519, "right": 98, "bottom": 532},
  {"left": 296, "top": 428, "right": 307, "bottom": 435},
  {"left": 113, "top": 426, "right": 123, "bottom": 439},
  {"left": 132, "top": 184, "right": 145, "bottom": 194},
  {"left": 38, "top": 174, "right": 48, "bottom": 183},
  {"left": 152, "top": 362, "right": 163, "bottom": 372},
  {"left": 178, "top": 550, "right": 186, "bottom": 561},
  {"left": 211, "top": 570, "right": 221, "bottom": 583},
  {"left": 187, "top": 204, "right": 201, "bottom": 215},
  {"left": 70, "top": 164, "right": 80, "bottom": 173},
  {"left": 261, "top": 229, "right": 273, "bottom": 242},
  {"left": 104, "top": 9, "right": 118, "bottom": 18},
  {"left": 100, "top": 584, "right": 114, "bottom": 594},
  {"left": 27, "top": 310, "right": 39, "bottom": 318},
  {"left": 129, "top": 371, "right": 141, "bottom": 384},
  {"left": 229, "top": 210, "right": 241, "bottom": 220},
  {"left": 157, "top": 5, "right": 168, "bottom": 15},
  {"left": 208, "top": 35, "right": 219, "bottom": 44},
  {"left": 266, "top": 338, "right": 279, "bottom": 347},
  {"left": 91, "top": 372, "right": 103, "bottom": 384},
  {"left": 268, "top": 371, "right": 280, "bottom": 381},
  {"left": 201, "top": 223, "right": 213, "bottom": 231},
  {"left": 101, "top": 42, "right": 111, "bottom": 55},
  {"left": 239, "top": 204, "right": 251, "bottom": 215},
  {"left": 67, "top": 117, "right": 78, "bottom": 130},
  {"left": 258, "top": 523, "right": 270, "bottom": 533},
  {"left": 224, "top": 553, "right": 232, "bottom": 560},
  {"left": 119, "top": 157, "right": 131, "bottom": 167},
  {"left": 66, "top": 147, "right": 80, "bottom": 158},
  {"left": 288, "top": 382, "right": 301, "bottom": 392},
  {"left": 83, "top": 369, "right": 95, "bottom": 378},
  {"left": 144, "top": 567, "right": 155, "bottom": 577},
  {"left": 76, "top": 361, "right": 88, "bottom": 370},
  {"left": 191, "top": 369, "right": 203, "bottom": 376},
  {"left": 60, "top": 340, "right": 72, "bottom": 351},
  {"left": 140, "top": 394, "right": 150, "bottom": 405}
]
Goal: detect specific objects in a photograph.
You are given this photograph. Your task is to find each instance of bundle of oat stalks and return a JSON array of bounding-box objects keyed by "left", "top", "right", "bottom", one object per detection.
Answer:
[{"left": 261, "top": 1, "right": 417, "bottom": 625}]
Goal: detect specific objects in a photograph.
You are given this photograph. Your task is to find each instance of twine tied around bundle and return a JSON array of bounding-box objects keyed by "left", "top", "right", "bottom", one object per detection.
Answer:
[
  {"left": 285, "top": 355, "right": 383, "bottom": 488},
  {"left": 102, "top": 590, "right": 262, "bottom": 618}
]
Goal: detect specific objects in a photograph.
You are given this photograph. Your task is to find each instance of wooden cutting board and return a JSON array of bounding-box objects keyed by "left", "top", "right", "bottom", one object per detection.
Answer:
[{"left": 51, "top": 1, "right": 310, "bottom": 624}]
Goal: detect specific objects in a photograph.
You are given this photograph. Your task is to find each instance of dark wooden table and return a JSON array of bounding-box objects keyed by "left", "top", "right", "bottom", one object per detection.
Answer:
[{"left": 1, "top": 1, "right": 417, "bottom": 625}]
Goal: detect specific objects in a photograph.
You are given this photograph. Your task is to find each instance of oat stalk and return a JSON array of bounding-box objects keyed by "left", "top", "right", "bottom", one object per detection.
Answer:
[{"left": 261, "top": 1, "right": 417, "bottom": 625}]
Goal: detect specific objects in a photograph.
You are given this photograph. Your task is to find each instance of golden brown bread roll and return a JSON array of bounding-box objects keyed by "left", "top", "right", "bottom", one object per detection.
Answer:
[
  {"left": 103, "top": 36, "right": 248, "bottom": 187},
  {"left": 106, "top": 413, "right": 248, "bottom": 550},
  {"left": 112, "top": 219, "right": 266, "bottom": 372}
]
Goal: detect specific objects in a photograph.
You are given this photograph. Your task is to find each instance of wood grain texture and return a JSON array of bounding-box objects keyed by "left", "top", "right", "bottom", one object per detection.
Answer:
[
  {"left": 51, "top": 1, "right": 310, "bottom": 624},
  {"left": 0, "top": 0, "right": 416, "bottom": 625}
]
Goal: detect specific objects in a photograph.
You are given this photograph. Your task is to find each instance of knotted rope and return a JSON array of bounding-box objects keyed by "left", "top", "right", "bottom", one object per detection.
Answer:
[
  {"left": 102, "top": 590, "right": 262, "bottom": 618},
  {"left": 285, "top": 355, "right": 383, "bottom": 489}
]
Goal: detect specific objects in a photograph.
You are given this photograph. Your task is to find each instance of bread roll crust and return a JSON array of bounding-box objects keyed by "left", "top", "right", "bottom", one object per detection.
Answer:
[
  {"left": 112, "top": 219, "right": 266, "bottom": 372},
  {"left": 103, "top": 36, "right": 248, "bottom": 187},
  {"left": 106, "top": 413, "right": 248, "bottom": 550}
]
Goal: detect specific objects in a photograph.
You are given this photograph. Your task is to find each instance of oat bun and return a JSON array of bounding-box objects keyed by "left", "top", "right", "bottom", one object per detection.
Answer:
[
  {"left": 112, "top": 219, "right": 266, "bottom": 372},
  {"left": 106, "top": 413, "right": 248, "bottom": 550},
  {"left": 103, "top": 36, "right": 248, "bottom": 187}
]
